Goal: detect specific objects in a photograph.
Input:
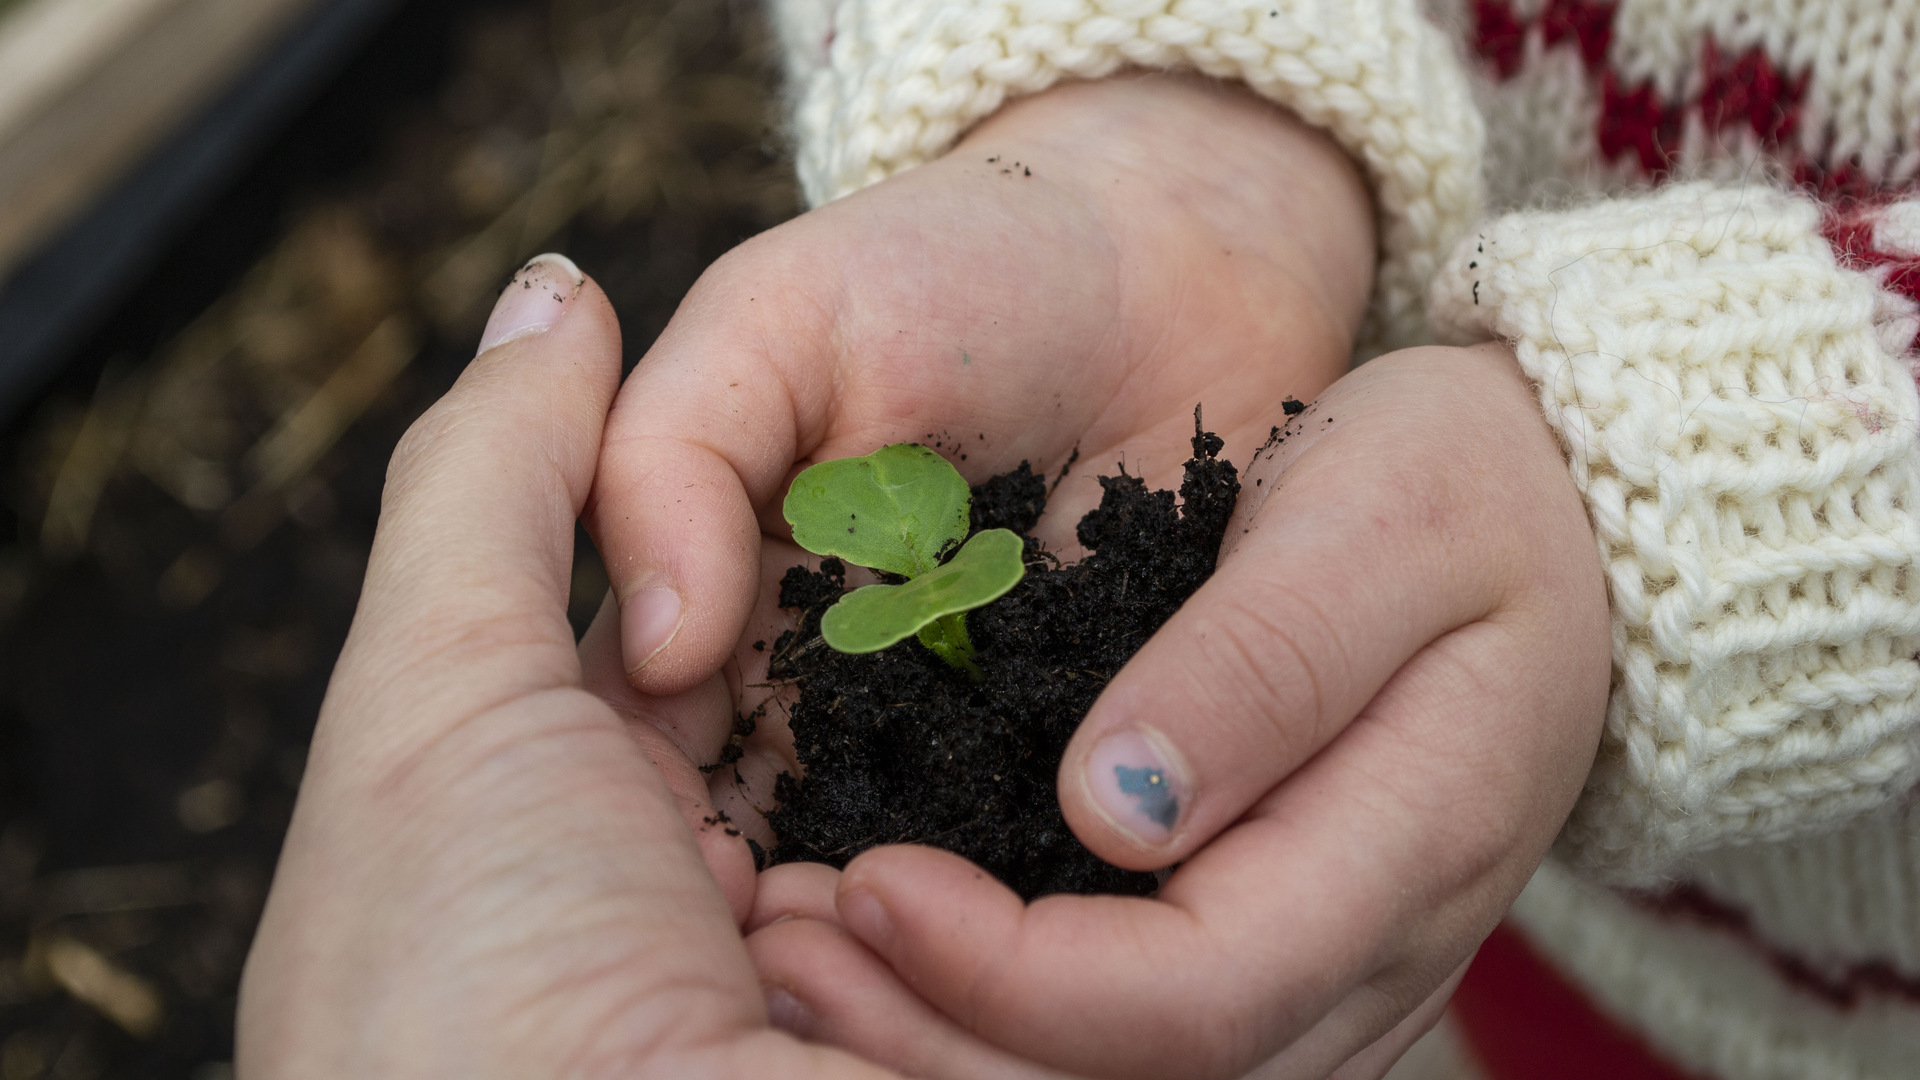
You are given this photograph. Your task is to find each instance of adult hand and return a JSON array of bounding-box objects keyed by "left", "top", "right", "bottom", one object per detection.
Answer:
[
  {"left": 747, "top": 343, "right": 1613, "bottom": 1080},
  {"left": 236, "top": 257, "right": 895, "bottom": 1079}
]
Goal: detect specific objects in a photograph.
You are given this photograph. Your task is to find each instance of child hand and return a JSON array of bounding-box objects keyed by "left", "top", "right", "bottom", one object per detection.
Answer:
[
  {"left": 583, "top": 74, "right": 1377, "bottom": 915},
  {"left": 745, "top": 342, "right": 1615, "bottom": 1080}
]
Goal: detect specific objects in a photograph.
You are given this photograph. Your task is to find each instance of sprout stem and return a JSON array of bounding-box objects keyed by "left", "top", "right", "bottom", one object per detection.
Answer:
[{"left": 917, "top": 612, "right": 983, "bottom": 681}]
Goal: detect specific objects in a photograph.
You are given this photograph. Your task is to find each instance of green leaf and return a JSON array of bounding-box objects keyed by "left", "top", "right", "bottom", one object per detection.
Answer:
[
  {"left": 820, "top": 529, "right": 1026, "bottom": 653},
  {"left": 783, "top": 444, "right": 972, "bottom": 578}
]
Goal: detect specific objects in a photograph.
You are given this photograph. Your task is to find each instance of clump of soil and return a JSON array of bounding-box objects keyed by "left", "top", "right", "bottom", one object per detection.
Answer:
[{"left": 766, "top": 418, "right": 1240, "bottom": 899}]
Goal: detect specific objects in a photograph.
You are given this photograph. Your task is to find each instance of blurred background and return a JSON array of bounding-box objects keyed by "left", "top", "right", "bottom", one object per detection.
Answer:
[{"left": 0, "top": 0, "right": 796, "bottom": 1074}]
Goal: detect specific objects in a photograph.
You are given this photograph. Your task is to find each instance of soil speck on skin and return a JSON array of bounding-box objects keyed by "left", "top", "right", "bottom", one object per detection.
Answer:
[
  {"left": 1049, "top": 444, "right": 1080, "bottom": 495},
  {"left": 766, "top": 414, "right": 1240, "bottom": 899}
]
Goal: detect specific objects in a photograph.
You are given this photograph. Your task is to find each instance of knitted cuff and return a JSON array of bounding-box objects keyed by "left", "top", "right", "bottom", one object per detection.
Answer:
[
  {"left": 767, "top": 0, "right": 1484, "bottom": 354},
  {"left": 1430, "top": 183, "right": 1920, "bottom": 885}
]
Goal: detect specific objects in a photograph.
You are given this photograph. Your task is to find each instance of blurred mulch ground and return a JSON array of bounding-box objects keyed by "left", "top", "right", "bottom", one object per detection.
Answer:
[{"left": 0, "top": 0, "right": 797, "bottom": 1074}]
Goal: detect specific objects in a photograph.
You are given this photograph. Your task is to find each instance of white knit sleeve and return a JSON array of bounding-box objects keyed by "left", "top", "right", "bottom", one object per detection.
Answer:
[
  {"left": 1430, "top": 183, "right": 1920, "bottom": 886},
  {"left": 765, "top": 0, "right": 1485, "bottom": 353}
]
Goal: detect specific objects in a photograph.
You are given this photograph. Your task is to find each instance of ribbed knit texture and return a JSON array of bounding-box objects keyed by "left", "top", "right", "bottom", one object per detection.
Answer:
[
  {"left": 1510, "top": 841, "right": 1920, "bottom": 1080},
  {"left": 1429, "top": 183, "right": 1920, "bottom": 884},
  {"left": 1690, "top": 798, "right": 1920, "bottom": 981},
  {"left": 767, "top": 0, "right": 1486, "bottom": 353}
]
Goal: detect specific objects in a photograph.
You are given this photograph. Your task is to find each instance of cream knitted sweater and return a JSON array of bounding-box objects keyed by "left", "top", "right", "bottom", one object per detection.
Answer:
[{"left": 767, "top": 1, "right": 1920, "bottom": 1077}]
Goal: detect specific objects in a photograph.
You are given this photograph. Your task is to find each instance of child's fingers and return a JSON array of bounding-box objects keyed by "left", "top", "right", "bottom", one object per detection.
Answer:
[
  {"left": 746, "top": 862, "right": 844, "bottom": 933},
  {"left": 833, "top": 618, "right": 1588, "bottom": 1080},
  {"left": 1056, "top": 343, "right": 1595, "bottom": 875},
  {"left": 1055, "top": 418, "right": 1504, "bottom": 869},
  {"left": 1321, "top": 961, "right": 1467, "bottom": 1080},
  {"left": 1244, "top": 956, "right": 1468, "bottom": 1080},
  {"left": 580, "top": 592, "right": 732, "bottom": 766},
  {"left": 588, "top": 242, "right": 838, "bottom": 697},
  {"left": 749, "top": 904, "right": 1464, "bottom": 1080},
  {"left": 747, "top": 918, "right": 1082, "bottom": 1080}
]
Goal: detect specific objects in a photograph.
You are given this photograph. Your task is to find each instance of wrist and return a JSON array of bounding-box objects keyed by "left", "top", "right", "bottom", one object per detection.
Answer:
[{"left": 951, "top": 74, "right": 1376, "bottom": 361}]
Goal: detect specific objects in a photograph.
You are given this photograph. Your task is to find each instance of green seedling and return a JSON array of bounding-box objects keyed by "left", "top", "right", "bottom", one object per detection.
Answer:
[{"left": 784, "top": 444, "right": 1026, "bottom": 679}]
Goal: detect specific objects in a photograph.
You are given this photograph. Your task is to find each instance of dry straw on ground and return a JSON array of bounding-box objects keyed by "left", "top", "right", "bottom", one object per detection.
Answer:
[{"left": 0, "top": 1, "right": 795, "bottom": 1074}]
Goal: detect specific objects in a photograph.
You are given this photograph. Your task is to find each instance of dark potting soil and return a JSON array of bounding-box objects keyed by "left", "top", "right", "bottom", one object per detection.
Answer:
[{"left": 765, "top": 417, "right": 1240, "bottom": 900}]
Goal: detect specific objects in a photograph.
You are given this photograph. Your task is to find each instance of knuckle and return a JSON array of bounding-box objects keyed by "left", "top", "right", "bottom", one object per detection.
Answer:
[
  {"left": 1373, "top": 651, "right": 1544, "bottom": 887},
  {"left": 687, "top": 227, "right": 832, "bottom": 329},
  {"left": 1174, "top": 994, "right": 1272, "bottom": 1077},
  {"left": 1375, "top": 462, "right": 1465, "bottom": 545},
  {"left": 385, "top": 590, "right": 569, "bottom": 691},
  {"left": 1142, "top": 950, "right": 1281, "bottom": 1077},
  {"left": 1188, "top": 581, "right": 1353, "bottom": 760},
  {"left": 1348, "top": 974, "right": 1430, "bottom": 1049},
  {"left": 358, "top": 618, "right": 577, "bottom": 780},
  {"left": 386, "top": 391, "right": 484, "bottom": 490}
]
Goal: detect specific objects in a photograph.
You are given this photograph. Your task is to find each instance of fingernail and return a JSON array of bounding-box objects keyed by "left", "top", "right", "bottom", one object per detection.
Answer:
[
  {"left": 621, "top": 586, "right": 682, "bottom": 674},
  {"left": 763, "top": 986, "right": 817, "bottom": 1037},
  {"left": 839, "top": 888, "right": 894, "bottom": 952},
  {"left": 477, "top": 253, "right": 584, "bottom": 354},
  {"left": 1084, "top": 728, "right": 1187, "bottom": 844}
]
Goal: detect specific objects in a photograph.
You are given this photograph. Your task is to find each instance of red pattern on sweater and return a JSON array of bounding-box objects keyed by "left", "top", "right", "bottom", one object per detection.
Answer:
[
  {"left": 1455, "top": 924, "right": 1707, "bottom": 1080},
  {"left": 1539, "top": 0, "right": 1613, "bottom": 71},
  {"left": 1473, "top": 1, "right": 1812, "bottom": 181},
  {"left": 1697, "top": 38, "right": 1807, "bottom": 149},
  {"left": 1824, "top": 203, "right": 1920, "bottom": 359},
  {"left": 1597, "top": 70, "right": 1681, "bottom": 173},
  {"left": 1637, "top": 884, "right": 1920, "bottom": 1010},
  {"left": 1473, "top": 0, "right": 1614, "bottom": 79},
  {"left": 1469, "top": 1, "right": 1920, "bottom": 356},
  {"left": 1472, "top": 0, "right": 1528, "bottom": 79},
  {"left": 1825, "top": 207, "right": 1920, "bottom": 315}
]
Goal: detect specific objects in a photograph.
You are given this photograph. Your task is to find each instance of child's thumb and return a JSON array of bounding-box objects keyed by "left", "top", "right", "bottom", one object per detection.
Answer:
[
  {"left": 586, "top": 272, "right": 821, "bottom": 695},
  {"left": 1056, "top": 473, "right": 1495, "bottom": 870},
  {"left": 1055, "top": 377, "right": 1512, "bottom": 870}
]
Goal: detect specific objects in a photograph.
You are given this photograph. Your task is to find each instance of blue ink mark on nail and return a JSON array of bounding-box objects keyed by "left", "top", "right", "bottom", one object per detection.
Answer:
[{"left": 1115, "top": 766, "right": 1177, "bottom": 829}]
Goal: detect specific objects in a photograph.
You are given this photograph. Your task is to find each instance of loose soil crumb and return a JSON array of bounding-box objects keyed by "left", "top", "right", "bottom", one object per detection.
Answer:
[{"left": 767, "top": 417, "right": 1240, "bottom": 899}]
